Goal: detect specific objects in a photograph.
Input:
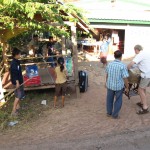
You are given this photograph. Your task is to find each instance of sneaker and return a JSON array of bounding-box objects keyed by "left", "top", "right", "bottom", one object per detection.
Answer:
[
  {"left": 112, "top": 116, "right": 120, "bottom": 119},
  {"left": 107, "top": 114, "right": 112, "bottom": 117}
]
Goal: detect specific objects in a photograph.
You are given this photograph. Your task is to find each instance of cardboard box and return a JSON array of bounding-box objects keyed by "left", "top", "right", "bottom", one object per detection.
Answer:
[{"left": 24, "top": 75, "right": 41, "bottom": 87}]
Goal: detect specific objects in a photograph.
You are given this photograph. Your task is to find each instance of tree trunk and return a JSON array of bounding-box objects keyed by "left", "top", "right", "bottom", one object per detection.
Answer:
[{"left": 71, "top": 24, "right": 80, "bottom": 98}]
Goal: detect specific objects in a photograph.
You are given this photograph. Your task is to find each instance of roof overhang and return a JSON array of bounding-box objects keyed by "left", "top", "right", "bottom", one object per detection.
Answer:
[{"left": 89, "top": 18, "right": 150, "bottom": 25}]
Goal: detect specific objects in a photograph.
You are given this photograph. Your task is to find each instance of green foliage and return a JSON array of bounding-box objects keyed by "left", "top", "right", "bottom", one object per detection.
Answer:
[
  {"left": 0, "top": 0, "right": 87, "bottom": 38},
  {"left": 8, "top": 30, "right": 32, "bottom": 47},
  {"left": 0, "top": 90, "right": 54, "bottom": 131},
  {"left": 66, "top": 3, "right": 89, "bottom": 24},
  {"left": 0, "top": 45, "right": 2, "bottom": 52}
]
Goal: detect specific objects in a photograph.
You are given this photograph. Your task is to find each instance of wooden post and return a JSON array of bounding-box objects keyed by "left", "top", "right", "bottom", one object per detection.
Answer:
[
  {"left": 0, "top": 76, "right": 5, "bottom": 104},
  {"left": 2, "top": 41, "right": 9, "bottom": 72},
  {"left": 71, "top": 23, "right": 80, "bottom": 98},
  {"left": 0, "top": 40, "right": 7, "bottom": 103},
  {"left": 62, "top": 35, "right": 66, "bottom": 55}
]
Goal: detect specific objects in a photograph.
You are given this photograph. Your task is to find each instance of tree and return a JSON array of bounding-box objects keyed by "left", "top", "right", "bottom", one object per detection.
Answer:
[
  {"left": 63, "top": 0, "right": 79, "bottom": 2},
  {"left": 0, "top": 0, "right": 87, "bottom": 38}
]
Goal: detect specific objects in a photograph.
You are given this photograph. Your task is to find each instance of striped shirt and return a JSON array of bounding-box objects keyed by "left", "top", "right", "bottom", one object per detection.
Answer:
[{"left": 106, "top": 59, "right": 129, "bottom": 91}]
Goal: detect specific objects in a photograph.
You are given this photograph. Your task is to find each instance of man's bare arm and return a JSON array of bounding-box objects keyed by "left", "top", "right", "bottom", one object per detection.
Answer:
[
  {"left": 127, "top": 61, "right": 136, "bottom": 70},
  {"left": 105, "top": 74, "right": 108, "bottom": 88},
  {"left": 123, "top": 78, "right": 129, "bottom": 93},
  {"left": 123, "top": 78, "right": 129, "bottom": 89}
]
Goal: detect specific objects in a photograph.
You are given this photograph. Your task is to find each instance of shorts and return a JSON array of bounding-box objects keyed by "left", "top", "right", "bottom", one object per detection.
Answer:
[
  {"left": 14, "top": 85, "right": 25, "bottom": 100},
  {"left": 100, "top": 52, "right": 107, "bottom": 64},
  {"left": 55, "top": 82, "right": 67, "bottom": 96},
  {"left": 139, "top": 78, "right": 150, "bottom": 89},
  {"left": 47, "top": 57, "right": 55, "bottom": 68},
  {"left": 100, "top": 56, "right": 107, "bottom": 64}
]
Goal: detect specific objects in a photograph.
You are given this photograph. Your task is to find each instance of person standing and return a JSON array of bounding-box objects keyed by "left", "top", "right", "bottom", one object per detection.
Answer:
[
  {"left": 10, "top": 48, "right": 25, "bottom": 116},
  {"left": 128, "top": 45, "right": 150, "bottom": 114},
  {"left": 47, "top": 36, "right": 55, "bottom": 67},
  {"left": 28, "top": 34, "right": 39, "bottom": 56},
  {"left": 100, "top": 35, "right": 111, "bottom": 68},
  {"left": 97, "top": 35, "right": 103, "bottom": 58},
  {"left": 106, "top": 50, "right": 129, "bottom": 118},
  {"left": 54, "top": 57, "right": 67, "bottom": 108}
]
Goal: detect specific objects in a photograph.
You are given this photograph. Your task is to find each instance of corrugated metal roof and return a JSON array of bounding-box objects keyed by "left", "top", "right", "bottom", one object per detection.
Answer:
[
  {"left": 68, "top": 0, "right": 150, "bottom": 25},
  {"left": 69, "top": 0, "right": 150, "bottom": 11},
  {"left": 87, "top": 10, "right": 150, "bottom": 20},
  {"left": 87, "top": 10, "right": 150, "bottom": 25}
]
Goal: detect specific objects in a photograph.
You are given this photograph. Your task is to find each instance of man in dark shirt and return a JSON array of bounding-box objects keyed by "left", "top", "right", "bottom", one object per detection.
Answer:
[
  {"left": 47, "top": 36, "right": 54, "bottom": 55},
  {"left": 47, "top": 36, "right": 55, "bottom": 67},
  {"left": 10, "top": 48, "right": 25, "bottom": 116}
]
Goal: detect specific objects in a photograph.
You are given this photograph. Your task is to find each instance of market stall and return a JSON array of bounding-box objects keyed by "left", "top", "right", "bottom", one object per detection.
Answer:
[{"left": 0, "top": 17, "right": 93, "bottom": 104}]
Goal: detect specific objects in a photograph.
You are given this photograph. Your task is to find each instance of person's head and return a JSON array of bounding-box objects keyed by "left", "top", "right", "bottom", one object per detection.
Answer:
[
  {"left": 57, "top": 57, "right": 65, "bottom": 72},
  {"left": 106, "top": 33, "right": 111, "bottom": 38},
  {"left": 12, "top": 48, "right": 21, "bottom": 59},
  {"left": 33, "top": 34, "right": 38, "bottom": 41},
  {"left": 49, "top": 36, "right": 53, "bottom": 42},
  {"left": 103, "top": 36, "right": 107, "bottom": 42},
  {"left": 134, "top": 44, "right": 143, "bottom": 54},
  {"left": 114, "top": 50, "right": 122, "bottom": 60}
]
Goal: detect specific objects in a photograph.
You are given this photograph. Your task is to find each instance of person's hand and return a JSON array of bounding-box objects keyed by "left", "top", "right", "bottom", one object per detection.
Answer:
[
  {"left": 125, "top": 87, "right": 129, "bottom": 94},
  {"left": 16, "top": 81, "right": 20, "bottom": 89},
  {"left": 66, "top": 76, "right": 69, "bottom": 80}
]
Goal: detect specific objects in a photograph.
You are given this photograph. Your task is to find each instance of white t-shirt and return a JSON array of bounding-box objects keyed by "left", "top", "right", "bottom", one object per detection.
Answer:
[{"left": 133, "top": 50, "right": 150, "bottom": 78}]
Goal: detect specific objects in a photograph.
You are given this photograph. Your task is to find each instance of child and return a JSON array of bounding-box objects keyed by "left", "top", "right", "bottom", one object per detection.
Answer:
[
  {"left": 10, "top": 48, "right": 25, "bottom": 116},
  {"left": 54, "top": 57, "right": 67, "bottom": 107}
]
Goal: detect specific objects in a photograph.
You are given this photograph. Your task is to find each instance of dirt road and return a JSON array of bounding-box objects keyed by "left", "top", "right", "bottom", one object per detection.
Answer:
[{"left": 0, "top": 62, "right": 150, "bottom": 150}]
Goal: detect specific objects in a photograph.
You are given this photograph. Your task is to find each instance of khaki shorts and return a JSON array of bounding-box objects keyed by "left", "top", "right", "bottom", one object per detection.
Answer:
[
  {"left": 55, "top": 82, "right": 67, "bottom": 96},
  {"left": 139, "top": 78, "right": 150, "bottom": 89}
]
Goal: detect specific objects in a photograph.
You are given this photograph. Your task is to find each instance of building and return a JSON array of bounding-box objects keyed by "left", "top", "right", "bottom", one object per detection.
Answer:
[{"left": 69, "top": 0, "right": 150, "bottom": 59}]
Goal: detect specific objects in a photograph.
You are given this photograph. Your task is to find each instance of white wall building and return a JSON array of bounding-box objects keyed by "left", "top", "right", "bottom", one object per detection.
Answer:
[{"left": 69, "top": 0, "right": 150, "bottom": 59}]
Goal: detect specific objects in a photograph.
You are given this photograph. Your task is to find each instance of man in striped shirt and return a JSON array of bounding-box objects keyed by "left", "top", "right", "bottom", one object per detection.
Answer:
[{"left": 106, "top": 50, "right": 129, "bottom": 119}]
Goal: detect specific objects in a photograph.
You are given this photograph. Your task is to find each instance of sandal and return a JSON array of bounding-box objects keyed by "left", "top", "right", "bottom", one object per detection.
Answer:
[
  {"left": 136, "top": 102, "right": 143, "bottom": 108},
  {"left": 136, "top": 108, "right": 149, "bottom": 115}
]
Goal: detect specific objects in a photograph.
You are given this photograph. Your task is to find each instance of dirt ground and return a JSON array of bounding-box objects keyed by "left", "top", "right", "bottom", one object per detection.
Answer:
[{"left": 1, "top": 61, "right": 150, "bottom": 150}]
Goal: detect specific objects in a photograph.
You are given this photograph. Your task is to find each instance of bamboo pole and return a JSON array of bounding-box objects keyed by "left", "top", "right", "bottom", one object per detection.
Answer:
[
  {"left": 8, "top": 54, "right": 69, "bottom": 61},
  {"left": 0, "top": 67, "right": 4, "bottom": 76},
  {"left": 2, "top": 41, "right": 9, "bottom": 72},
  {"left": 0, "top": 60, "right": 4, "bottom": 68},
  {"left": 0, "top": 76, "right": 5, "bottom": 103},
  {"left": 71, "top": 24, "right": 80, "bottom": 98},
  {"left": 0, "top": 77, "right": 33, "bottom": 108},
  {"left": 62, "top": 35, "right": 66, "bottom": 55},
  {"left": 20, "top": 62, "right": 54, "bottom": 66}
]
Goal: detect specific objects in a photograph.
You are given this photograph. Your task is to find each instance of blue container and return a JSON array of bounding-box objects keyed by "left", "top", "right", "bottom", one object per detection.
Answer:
[
  {"left": 65, "top": 56, "right": 73, "bottom": 76},
  {"left": 26, "top": 65, "right": 38, "bottom": 78}
]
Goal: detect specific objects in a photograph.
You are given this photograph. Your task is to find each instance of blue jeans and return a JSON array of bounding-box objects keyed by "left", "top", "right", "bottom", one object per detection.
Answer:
[
  {"left": 47, "top": 57, "right": 55, "bottom": 68},
  {"left": 106, "top": 88, "right": 123, "bottom": 118}
]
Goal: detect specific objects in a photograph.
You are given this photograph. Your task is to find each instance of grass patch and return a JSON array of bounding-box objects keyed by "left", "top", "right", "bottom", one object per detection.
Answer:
[{"left": 0, "top": 89, "right": 55, "bottom": 132}]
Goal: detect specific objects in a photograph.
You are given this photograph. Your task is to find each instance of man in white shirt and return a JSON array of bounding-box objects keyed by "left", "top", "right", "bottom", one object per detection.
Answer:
[
  {"left": 28, "top": 34, "right": 39, "bottom": 56},
  {"left": 128, "top": 45, "right": 150, "bottom": 114}
]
